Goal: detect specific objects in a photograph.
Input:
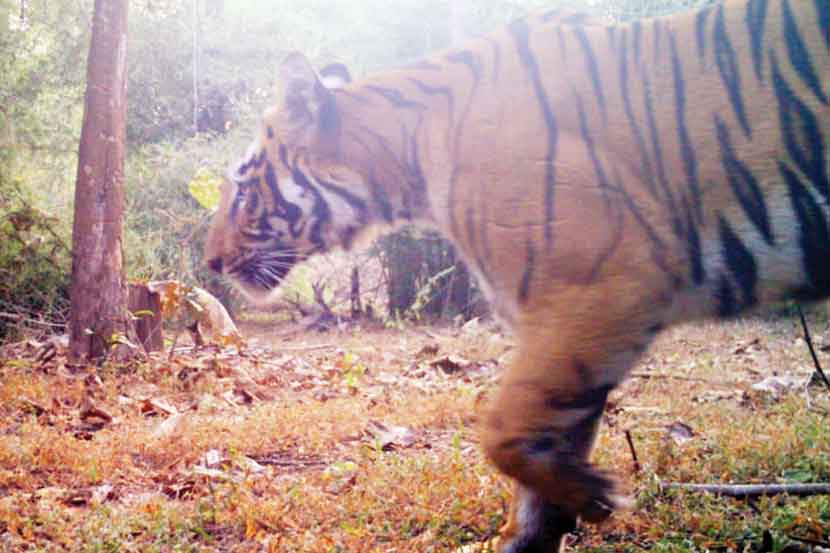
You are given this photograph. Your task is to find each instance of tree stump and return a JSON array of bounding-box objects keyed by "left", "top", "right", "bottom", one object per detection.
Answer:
[{"left": 128, "top": 283, "right": 163, "bottom": 352}]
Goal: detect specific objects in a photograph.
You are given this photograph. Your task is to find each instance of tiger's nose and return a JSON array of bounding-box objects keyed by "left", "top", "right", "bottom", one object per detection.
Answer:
[{"left": 207, "top": 257, "right": 224, "bottom": 274}]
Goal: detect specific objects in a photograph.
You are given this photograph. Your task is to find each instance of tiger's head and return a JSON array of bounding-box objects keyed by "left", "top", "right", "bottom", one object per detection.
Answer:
[{"left": 204, "top": 55, "right": 375, "bottom": 303}]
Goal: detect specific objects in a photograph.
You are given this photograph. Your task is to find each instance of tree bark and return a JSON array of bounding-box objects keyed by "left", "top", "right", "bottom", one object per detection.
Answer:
[
  {"left": 128, "top": 283, "right": 163, "bottom": 353},
  {"left": 68, "top": 0, "right": 130, "bottom": 362}
]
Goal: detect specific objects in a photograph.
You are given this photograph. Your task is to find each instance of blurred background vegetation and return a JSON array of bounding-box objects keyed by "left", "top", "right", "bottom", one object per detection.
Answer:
[{"left": 0, "top": 0, "right": 715, "bottom": 340}]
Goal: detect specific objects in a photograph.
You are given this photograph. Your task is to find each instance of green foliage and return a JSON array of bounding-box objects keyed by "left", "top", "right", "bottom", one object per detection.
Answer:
[
  {"left": 0, "top": 176, "right": 70, "bottom": 340},
  {"left": 188, "top": 169, "right": 223, "bottom": 211},
  {"left": 376, "top": 228, "right": 478, "bottom": 320}
]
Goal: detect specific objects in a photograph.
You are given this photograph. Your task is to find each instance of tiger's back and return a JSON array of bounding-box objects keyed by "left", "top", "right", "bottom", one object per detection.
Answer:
[{"left": 205, "top": 1, "right": 829, "bottom": 550}]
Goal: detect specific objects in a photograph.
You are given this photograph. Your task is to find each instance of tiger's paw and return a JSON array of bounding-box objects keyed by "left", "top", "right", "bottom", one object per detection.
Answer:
[{"left": 561, "top": 464, "right": 630, "bottom": 523}]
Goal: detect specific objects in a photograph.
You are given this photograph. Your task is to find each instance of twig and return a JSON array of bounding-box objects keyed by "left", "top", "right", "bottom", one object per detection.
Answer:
[
  {"left": 630, "top": 372, "right": 725, "bottom": 384},
  {"left": 664, "top": 482, "right": 830, "bottom": 498},
  {"left": 796, "top": 303, "right": 830, "bottom": 391},
  {"left": 0, "top": 311, "right": 65, "bottom": 329},
  {"left": 624, "top": 429, "right": 641, "bottom": 473},
  {"left": 276, "top": 343, "right": 336, "bottom": 352},
  {"left": 167, "top": 331, "right": 182, "bottom": 362},
  {"left": 787, "top": 534, "right": 830, "bottom": 548}
]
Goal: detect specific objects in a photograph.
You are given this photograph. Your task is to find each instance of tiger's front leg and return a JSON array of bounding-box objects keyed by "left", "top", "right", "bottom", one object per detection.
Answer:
[
  {"left": 495, "top": 394, "right": 606, "bottom": 553},
  {"left": 497, "top": 485, "right": 577, "bottom": 553},
  {"left": 483, "top": 313, "right": 658, "bottom": 552}
]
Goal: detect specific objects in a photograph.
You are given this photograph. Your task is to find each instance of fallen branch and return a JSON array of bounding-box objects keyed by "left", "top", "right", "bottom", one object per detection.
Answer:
[
  {"left": 664, "top": 482, "right": 830, "bottom": 498},
  {"left": 787, "top": 534, "right": 830, "bottom": 548},
  {"left": 0, "top": 311, "right": 65, "bottom": 328},
  {"left": 630, "top": 372, "right": 730, "bottom": 384},
  {"left": 277, "top": 343, "right": 336, "bottom": 352}
]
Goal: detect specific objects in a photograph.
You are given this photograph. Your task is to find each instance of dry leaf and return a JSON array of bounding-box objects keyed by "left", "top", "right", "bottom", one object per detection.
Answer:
[
  {"left": 201, "top": 449, "right": 223, "bottom": 468},
  {"left": 19, "top": 397, "right": 49, "bottom": 416},
  {"left": 430, "top": 355, "right": 471, "bottom": 374},
  {"left": 151, "top": 413, "right": 185, "bottom": 440},
  {"left": 365, "top": 421, "right": 417, "bottom": 451},
  {"left": 140, "top": 397, "right": 179, "bottom": 417},
  {"left": 80, "top": 401, "right": 113, "bottom": 425},
  {"left": 752, "top": 375, "right": 805, "bottom": 398},
  {"left": 416, "top": 344, "right": 440, "bottom": 359},
  {"left": 666, "top": 421, "right": 695, "bottom": 445}
]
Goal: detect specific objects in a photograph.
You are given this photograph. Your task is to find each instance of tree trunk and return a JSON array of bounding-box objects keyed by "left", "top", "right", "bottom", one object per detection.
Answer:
[
  {"left": 128, "top": 283, "right": 163, "bottom": 353},
  {"left": 68, "top": 0, "right": 130, "bottom": 362}
]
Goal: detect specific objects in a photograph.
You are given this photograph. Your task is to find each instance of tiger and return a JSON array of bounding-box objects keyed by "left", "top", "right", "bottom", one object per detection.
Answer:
[{"left": 204, "top": 0, "right": 830, "bottom": 550}]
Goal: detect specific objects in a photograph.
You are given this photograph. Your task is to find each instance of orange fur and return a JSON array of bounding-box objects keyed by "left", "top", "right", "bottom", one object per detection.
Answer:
[{"left": 206, "top": 1, "right": 829, "bottom": 550}]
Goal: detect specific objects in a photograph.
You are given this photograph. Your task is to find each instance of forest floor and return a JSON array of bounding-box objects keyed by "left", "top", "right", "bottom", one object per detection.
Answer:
[{"left": 0, "top": 314, "right": 829, "bottom": 552}]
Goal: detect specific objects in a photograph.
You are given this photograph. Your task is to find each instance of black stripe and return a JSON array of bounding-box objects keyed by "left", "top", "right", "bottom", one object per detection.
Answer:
[
  {"left": 632, "top": 20, "right": 642, "bottom": 64},
  {"left": 557, "top": 27, "right": 568, "bottom": 62},
  {"left": 653, "top": 19, "right": 662, "bottom": 63},
  {"left": 715, "top": 117, "right": 774, "bottom": 244},
  {"left": 446, "top": 50, "right": 482, "bottom": 79},
  {"left": 573, "top": 25, "right": 607, "bottom": 123},
  {"left": 771, "top": 52, "right": 829, "bottom": 204},
  {"left": 237, "top": 149, "right": 266, "bottom": 176},
  {"left": 478, "top": 187, "right": 493, "bottom": 265},
  {"left": 246, "top": 184, "right": 259, "bottom": 216},
  {"left": 546, "top": 384, "right": 613, "bottom": 411},
  {"left": 613, "top": 168, "right": 675, "bottom": 281},
  {"left": 336, "top": 90, "right": 371, "bottom": 105},
  {"left": 509, "top": 19, "right": 558, "bottom": 249},
  {"left": 670, "top": 31, "right": 702, "bottom": 223},
  {"left": 574, "top": 91, "right": 625, "bottom": 281},
  {"left": 642, "top": 71, "right": 679, "bottom": 223},
  {"left": 684, "top": 199, "right": 705, "bottom": 285},
  {"left": 445, "top": 51, "right": 482, "bottom": 244},
  {"left": 278, "top": 144, "right": 290, "bottom": 170},
  {"left": 782, "top": 0, "right": 828, "bottom": 104},
  {"left": 464, "top": 204, "right": 488, "bottom": 282},
  {"left": 719, "top": 216, "right": 758, "bottom": 310},
  {"left": 316, "top": 177, "right": 369, "bottom": 224},
  {"left": 291, "top": 166, "right": 330, "bottom": 250},
  {"left": 716, "top": 274, "right": 737, "bottom": 317},
  {"left": 263, "top": 162, "right": 302, "bottom": 234},
  {"left": 408, "top": 78, "right": 455, "bottom": 123},
  {"left": 714, "top": 5, "right": 751, "bottom": 138},
  {"left": 606, "top": 25, "right": 617, "bottom": 51},
  {"left": 365, "top": 85, "right": 425, "bottom": 109},
  {"left": 816, "top": 0, "right": 830, "bottom": 48},
  {"left": 518, "top": 238, "right": 536, "bottom": 303},
  {"left": 369, "top": 176, "right": 394, "bottom": 223},
  {"left": 746, "top": 0, "right": 769, "bottom": 83},
  {"left": 695, "top": 6, "right": 713, "bottom": 67},
  {"left": 619, "top": 30, "right": 659, "bottom": 200},
  {"left": 350, "top": 122, "right": 417, "bottom": 215},
  {"left": 781, "top": 162, "right": 830, "bottom": 297},
  {"left": 574, "top": 92, "right": 609, "bottom": 191},
  {"left": 403, "top": 128, "right": 428, "bottom": 200}
]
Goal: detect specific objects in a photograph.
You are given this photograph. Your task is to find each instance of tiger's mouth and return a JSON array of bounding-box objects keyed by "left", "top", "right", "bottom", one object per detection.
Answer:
[{"left": 227, "top": 250, "right": 300, "bottom": 302}]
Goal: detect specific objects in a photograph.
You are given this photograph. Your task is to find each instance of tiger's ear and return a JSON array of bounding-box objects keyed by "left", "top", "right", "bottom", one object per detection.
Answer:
[
  {"left": 278, "top": 52, "right": 334, "bottom": 139},
  {"left": 319, "top": 62, "right": 352, "bottom": 89}
]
